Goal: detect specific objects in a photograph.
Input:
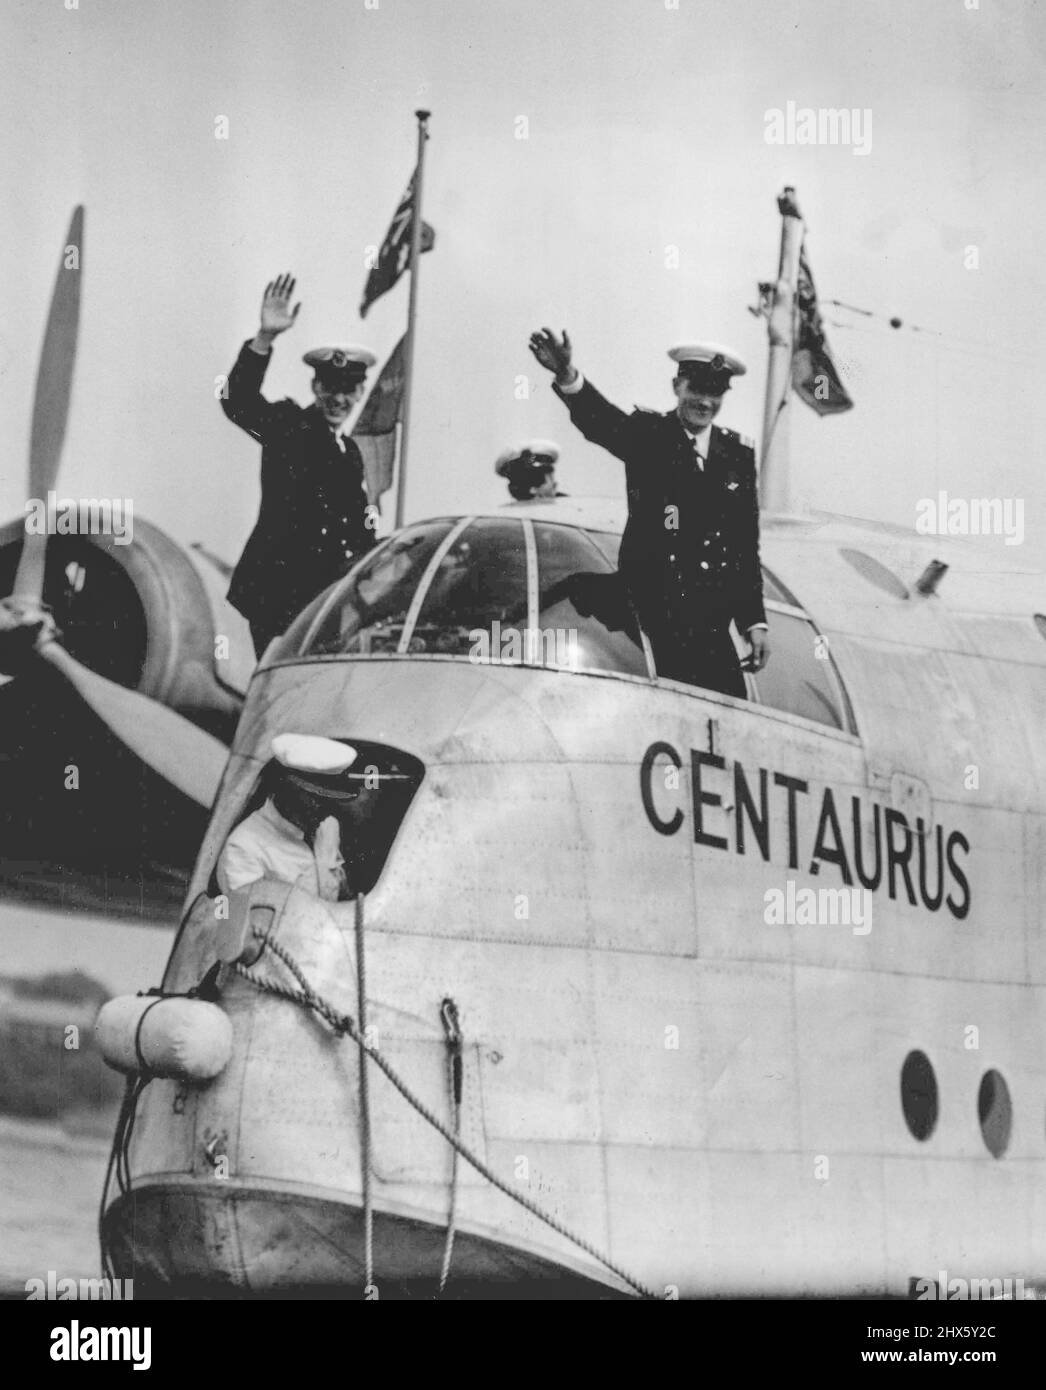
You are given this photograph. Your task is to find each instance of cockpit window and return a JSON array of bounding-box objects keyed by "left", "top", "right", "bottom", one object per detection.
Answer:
[
  {"left": 409, "top": 518, "right": 529, "bottom": 657},
  {"left": 532, "top": 523, "right": 648, "bottom": 676},
  {"left": 288, "top": 520, "right": 455, "bottom": 657},
  {"left": 760, "top": 566, "right": 798, "bottom": 606},
  {"left": 748, "top": 607, "right": 852, "bottom": 731},
  {"left": 269, "top": 519, "right": 853, "bottom": 733},
  {"left": 589, "top": 531, "right": 623, "bottom": 566}
]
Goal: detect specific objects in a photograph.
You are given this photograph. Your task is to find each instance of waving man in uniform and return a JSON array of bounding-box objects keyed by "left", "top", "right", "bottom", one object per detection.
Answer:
[
  {"left": 221, "top": 274, "right": 378, "bottom": 656},
  {"left": 529, "top": 328, "right": 770, "bottom": 698}
]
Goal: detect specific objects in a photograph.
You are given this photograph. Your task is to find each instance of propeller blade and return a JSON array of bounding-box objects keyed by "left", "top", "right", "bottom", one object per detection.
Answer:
[
  {"left": 13, "top": 206, "right": 85, "bottom": 601},
  {"left": 39, "top": 641, "right": 227, "bottom": 809}
]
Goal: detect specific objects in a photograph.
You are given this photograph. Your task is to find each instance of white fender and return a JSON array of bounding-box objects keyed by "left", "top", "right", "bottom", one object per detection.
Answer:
[{"left": 95, "top": 994, "right": 233, "bottom": 1081}]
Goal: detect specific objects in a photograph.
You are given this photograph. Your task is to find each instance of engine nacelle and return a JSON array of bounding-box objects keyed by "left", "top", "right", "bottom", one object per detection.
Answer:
[{"left": 0, "top": 515, "right": 248, "bottom": 733}]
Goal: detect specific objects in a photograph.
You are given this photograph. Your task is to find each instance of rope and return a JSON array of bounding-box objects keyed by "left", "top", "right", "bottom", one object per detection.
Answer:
[
  {"left": 98, "top": 1071, "right": 150, "bottom": 1282},
  {"left": 824, "top": 296, "right": 1037, "bottom": 365},
  {"left": 96, "top": 969, "right": 223, "bottom": 1282},
  {"left": 233, "top": 930, "right": 657, "bottom": 1300},
  {"left": 437, "top": 997, "right": 462, "bottom": 1295},
  {"left": 132, "top": 997, "right": 165, "bottom": 1075},
  {"left": 98, "top": 1074, "right": 137, "bottom": 1281},
  {"left": 353, "top": 894, "right": 374, "bottom": 1294}
]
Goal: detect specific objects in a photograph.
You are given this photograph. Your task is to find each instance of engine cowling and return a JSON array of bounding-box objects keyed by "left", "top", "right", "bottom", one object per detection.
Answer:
[{"left": 0, "top": 515, "right": 245, "bottom": 734}]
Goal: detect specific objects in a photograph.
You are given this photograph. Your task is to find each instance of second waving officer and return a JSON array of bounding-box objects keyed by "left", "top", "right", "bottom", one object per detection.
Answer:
[{"left": 529, "top": 328, "right": 769, "bottom": 698}]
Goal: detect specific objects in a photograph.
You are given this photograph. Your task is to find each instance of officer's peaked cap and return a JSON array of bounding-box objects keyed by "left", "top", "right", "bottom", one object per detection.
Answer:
[
  {"left": 303, "top": 345, "right": 376, "bottom": 384},
  {"left": 668, "top": 343, "right": 746, "bottom": 392},
  {"left": 495, "top": 438, "right": 561, "bottom": 478},
  {"left": 270, "top": 733, "right": 361, "bottom": 799}
]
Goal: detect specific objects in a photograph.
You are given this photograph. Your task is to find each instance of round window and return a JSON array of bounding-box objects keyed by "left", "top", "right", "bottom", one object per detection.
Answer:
[
  {"left": 900, "top": 1050, "right": 938, "bottom": 1141},
  {"left": 977, "top": 1070, "right": 1011, "bottom": 1159}
]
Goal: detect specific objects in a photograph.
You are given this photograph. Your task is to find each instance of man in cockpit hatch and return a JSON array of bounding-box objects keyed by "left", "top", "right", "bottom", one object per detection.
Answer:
[{"left": 216, "top": 734, "right": 358, "bottom": 901}]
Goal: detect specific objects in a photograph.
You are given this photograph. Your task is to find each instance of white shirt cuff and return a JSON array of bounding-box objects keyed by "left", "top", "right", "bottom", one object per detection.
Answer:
[{"left": 557, "top": 371, "right": 584, "bottom": 395}]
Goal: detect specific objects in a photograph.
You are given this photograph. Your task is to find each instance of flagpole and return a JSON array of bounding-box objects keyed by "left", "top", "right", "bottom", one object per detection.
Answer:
[
  {"left": 394, "top": 109, "right": 430, "bottom": 530},
  {"left": 759, "top": 186, "right": 804, "bottom": 513}
]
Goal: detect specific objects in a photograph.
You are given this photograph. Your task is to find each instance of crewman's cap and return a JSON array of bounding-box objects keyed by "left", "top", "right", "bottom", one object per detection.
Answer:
[
  {"left": 494, "top": 438, "right": 561, "bottom": 478},
  {"left": 668, "top": 343, "right": 747, "bottom": 394},
  {"left": 271, "top": 733, "right": 360, "bottom": 798},
  {"left": 303, "top": 345, "right": 377, "bottom": 389}
]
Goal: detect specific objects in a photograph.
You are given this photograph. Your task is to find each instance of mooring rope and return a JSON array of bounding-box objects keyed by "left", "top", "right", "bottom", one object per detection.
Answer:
[
  {"left": 232, "top": 928, "right": 656, "bottom": 1300},
  {"left": 353, "top": 893, "right": 374, "bottom": 1294},
  {"left": 437, "top": 997, "right": 462, "bottom": 1295}
]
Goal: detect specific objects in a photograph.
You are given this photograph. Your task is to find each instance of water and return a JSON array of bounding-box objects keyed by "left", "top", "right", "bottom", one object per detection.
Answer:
[
  {"left": 0, "top": 901, "right": 172, "bottom": 1297},
  {"left": 0, "top": 1118, "right": 109, "bottom": 1296}
]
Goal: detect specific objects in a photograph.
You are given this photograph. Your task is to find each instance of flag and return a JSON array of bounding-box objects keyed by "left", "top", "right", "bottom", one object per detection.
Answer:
[
  {"left": 360, "top": 172, "right": 435, "bottom": 319},
  {"left": 352, "top": 336, "right": 406, "bottom": 508},
  {"left": 792, "top": 243, "right": 854, "bottom": 416}
]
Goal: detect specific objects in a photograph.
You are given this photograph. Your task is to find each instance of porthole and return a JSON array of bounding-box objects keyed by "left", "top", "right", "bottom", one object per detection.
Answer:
[
  {"left": 900, "top": 1050, "right": 938, "bottom": 1141},
  {"left": 977, "top": 1070, "right": 1011, "bottom": 1159}
]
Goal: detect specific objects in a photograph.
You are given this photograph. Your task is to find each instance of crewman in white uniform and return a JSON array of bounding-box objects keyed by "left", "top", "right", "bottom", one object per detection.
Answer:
[{"left": 216, "top": 733, "right": 358, "bottom": 901}]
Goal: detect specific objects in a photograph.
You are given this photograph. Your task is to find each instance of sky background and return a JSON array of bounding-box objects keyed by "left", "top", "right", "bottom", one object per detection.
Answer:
[{"left": 3, "top": 0, "right": 1045, "bottom": 566}]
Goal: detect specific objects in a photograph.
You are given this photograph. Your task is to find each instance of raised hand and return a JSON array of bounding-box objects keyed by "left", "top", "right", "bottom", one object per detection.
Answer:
[
  {"left": 529, "top": 327, "right": 575, "bottom": 382},
  {"left": 259, "top": 273, "right": 301, "bottom": 336}
]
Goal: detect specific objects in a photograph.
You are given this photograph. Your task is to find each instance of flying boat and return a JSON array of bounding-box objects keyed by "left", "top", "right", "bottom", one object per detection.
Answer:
[
  {"left": 100, "top": 493, "right": 1046, "bottom": 1298},
  {"left": 5, "top": 209, "right": 1045, "bottom": 1301}
]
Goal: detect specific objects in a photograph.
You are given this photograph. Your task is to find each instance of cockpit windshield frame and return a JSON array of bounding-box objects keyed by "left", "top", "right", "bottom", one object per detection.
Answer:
[{"left": 264, "top": 516, "right": 858, "bottom": 738}]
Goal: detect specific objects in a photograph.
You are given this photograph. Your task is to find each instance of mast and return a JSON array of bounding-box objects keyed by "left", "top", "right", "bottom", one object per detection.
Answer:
[
  {"left": 394, "top": 109, "right": 431, "bottom": 531},
  {"left": 759, "top": 186, "right": 804, "bottom": 513}
]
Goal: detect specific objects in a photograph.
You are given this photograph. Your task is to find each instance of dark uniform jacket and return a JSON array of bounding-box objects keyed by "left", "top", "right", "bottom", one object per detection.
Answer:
[
  {"left": 221, "top": 341, "right": 376, "bottom": 637},
  {"left": 554, "top": 378, "right": 766, "bottom": 694}
]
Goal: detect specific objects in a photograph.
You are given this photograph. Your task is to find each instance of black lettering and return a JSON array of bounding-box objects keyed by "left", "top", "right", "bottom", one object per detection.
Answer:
[
  {"left": 734, "top": 762, "right": 770, "bottom": 861},
  {"left": 640, "top": 741, "right": 683, "bottom": 836},
  {"left": 916, "top": 818, "right": 944, "bottom": 912},
  {"left": 691, "top": 750, "right": 728, "bottom": 850},
  {"left": 885, "top": 809, "right": 918, "bottom": 906},
  {"left": 852, "top": 797, "right": 882, "bottom": 890},
  {"left": 809, "top": 787, "right": 852, "bottom": 884},
  {"left": 945, "top": 830, "right": 971, "bottom": 920},
  {"left": 773, "top": 772, "right": 808, "bottom": 870}
]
